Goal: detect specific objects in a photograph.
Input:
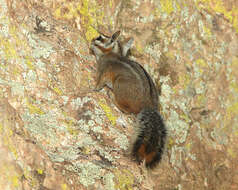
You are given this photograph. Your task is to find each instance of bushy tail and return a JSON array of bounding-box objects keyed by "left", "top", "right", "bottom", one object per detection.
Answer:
[{"left": 132, "top": 108, "right": 167, "bottom": 169}]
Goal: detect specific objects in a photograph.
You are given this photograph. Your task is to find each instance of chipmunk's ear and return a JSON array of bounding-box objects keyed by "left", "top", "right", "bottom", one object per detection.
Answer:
[
  {"left": 122, "top": 37, "right": 134, "bottom": 57},
  {"left": 111, "top": 31, "right": 121, "bottom": 42}
]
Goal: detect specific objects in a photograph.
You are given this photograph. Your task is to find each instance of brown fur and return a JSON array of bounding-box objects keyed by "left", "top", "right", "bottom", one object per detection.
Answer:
[{"left": 90, "top": 31, "right": 166, "bottom": 169}]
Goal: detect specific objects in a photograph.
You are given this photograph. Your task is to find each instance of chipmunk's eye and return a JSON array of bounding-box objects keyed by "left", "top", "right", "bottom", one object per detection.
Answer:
[{"left": 95, "top": 36, "right": 102, "bottom": 41}]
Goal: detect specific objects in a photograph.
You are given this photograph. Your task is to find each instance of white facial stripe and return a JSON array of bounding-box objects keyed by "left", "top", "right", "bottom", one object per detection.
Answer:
[
  {"left": 94, "top": 37, "right": 115, "bottom": 50},
  {"left": 95, "top": 40, "right": 107, "bottom": 47},
  {"left": 94, "top": 34, "right": 111, "bottom": 47},
  {"left": 91, "top": 33, "right": 131, "bottom": 57},
  {"left": 101, "top": 35, "right": 108, "bottom": 40}
]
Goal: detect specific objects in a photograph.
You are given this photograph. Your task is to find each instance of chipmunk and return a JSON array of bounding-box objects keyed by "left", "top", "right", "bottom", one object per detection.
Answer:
[{"left": 90, "top": 31, "right": 167, "bottom": 169}]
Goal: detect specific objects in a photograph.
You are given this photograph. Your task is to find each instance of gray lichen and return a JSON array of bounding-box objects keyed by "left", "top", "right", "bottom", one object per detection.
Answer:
[{"left": 76, "top": 162, "right": 102, "bottom": 187}]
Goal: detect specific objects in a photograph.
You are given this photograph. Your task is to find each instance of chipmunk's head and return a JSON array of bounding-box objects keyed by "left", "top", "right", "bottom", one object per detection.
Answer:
[{"left": 90, "top": 31, "right": 134, "bottom": 60}]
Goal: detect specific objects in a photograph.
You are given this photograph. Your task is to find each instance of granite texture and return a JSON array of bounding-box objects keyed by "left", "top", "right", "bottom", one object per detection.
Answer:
[{"left": 0, "top": 0, "right": 238, "bottom": 189}]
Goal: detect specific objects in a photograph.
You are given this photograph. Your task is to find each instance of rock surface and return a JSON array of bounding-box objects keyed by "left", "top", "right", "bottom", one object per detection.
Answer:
[{"left": 0, "top": 0, "right": 238, "bottom": 189}]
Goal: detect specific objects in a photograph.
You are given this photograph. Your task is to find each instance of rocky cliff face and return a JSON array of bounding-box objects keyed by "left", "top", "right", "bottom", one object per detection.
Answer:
[{"left": 0, "top": 0, "right": 238, "bottom": 189}]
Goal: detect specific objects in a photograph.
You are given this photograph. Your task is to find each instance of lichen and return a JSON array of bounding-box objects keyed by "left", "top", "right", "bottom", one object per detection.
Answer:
[
  {"left": 103, "top": 173, "right": 115, "bottom": 190},
  {"left": 61, "top": 183, "right": 70, "bottom": 190},
  {"left": 97, "top": 147, "right": 115, "bottom": 162},
  {"left": 108, "top": 125, "right": 129, "bottom": 151},
  {"left": 53, "top": 0, "right": 103, "bottom": 41},
  {"left": 76, "top": 162, "right": 101, "bottom": 187},
  {"left": 99, "top": 101, "right": 117, "bottom": 126},
  {"left": 0, "top": 163, "right": 21, "bottom": 189},
  {"left": 114, "top": 169, "right": 134, "bottom": 190},
  {"left": 0, "top": 0, "right": 238, "bottom": 189},
  {"left": 195, "top": 0, "right": 238, "bottom": 33},
  {"left": 167, "top": 110, "right": 189, "bottom": 144}
]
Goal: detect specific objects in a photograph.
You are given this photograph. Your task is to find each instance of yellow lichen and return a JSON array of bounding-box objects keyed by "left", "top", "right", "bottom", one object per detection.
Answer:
[
  {"left": 2, "top": 123, "right": 18, "bottom": 159},
  {"left": 195, "top": 94, "right": 206, "bottom": 107},
  {"left": 167, "top": 137, "right": 175, "bottom": 149},
  {"left": 114, "top": 169, "right": 134, "bottom": 190},
  {"left": 53, "top": 87, "right": 63, "bottom": 96},
  {"left": 0, "top": 123, "right": 3, "bottom": 133},
  {"left": 202, "top": 25, "right": 212, "bottom": 39},
  {"left": 53, "top": 0, "right": 103, "bottom": 41},
  {"left": 180, "top": 113, "right": 190, "bottom": 124},
  {"left": 195, "top": 0, "right": 238, "bottom": 34},
  {"left": 196, "top": 58, "right": 207, "bottom": 67},
  {"left": 0, "top": 37, "right": 18, "bottom": 60},
  {"left": 23, "top": 167, "right": 39, "bottom": 188},
  {"left": 231, "top": 56, "right": 238, "bottom": 68},
  {"left": 160, "top": 0, "right": 174, "bottom": 15},
  {"left": 61, "top": 183, "right": 70, "bottom": 190},
  {"left": 154, "top": 7, "right": 161, "bottom": 17},
  {"left": 0, "top": 24, "right": 30, "bottom": 61},
  {"left": 230, "top": 82, "right": 238, "bottom": 93},
  {"left": 185, "top": 142, "right": 192, "bottom": 150},
  {"left": 9, "top": 25, "right": 28, "bottom": 50},
  {"left": 99, "top": 101, "right": 117, "bottom": 126},
  {"left": 64, "top": 119, "right": 78, "bottom": 136},
  {"left": 233, "top": 11, "right": 238, "bottom": 33},
  {"left": 11, "top": 175, "right": 19, "bottom": 187},
  {"left": 82, "top": 147, "right": 91, "bottom": 155},
  {"left": 0, "top": 164, "right": 21, "bottom": 188},
  {"left": 227, "top": 102, "right": 238, "bottom": 116},
  {"left": 227, "top": 148, "right": 236, "bottom": 158},
  {"left": 178, "top": 73, "right": 191, "bottom": 89},
  {"left": 78, "top": 0, "right": 103, "bottom": 41},
  {"left": 223, "top": 101, "right": 238, "bottom": 130},
  {"left": 85, "top": 25, "right": 99, "bottom": 42},
  {"left": 164, "top": 52, "right": 174, "bottom": 60},
  {"left": 27, "top": 99, "right": 45, "bottom": 115},
  {"left": 135, "top": 42, "right": 143, "bottom": 54},
  {"left": 37, "top": 169, "right": 43, "bottom": 175},
  {"left": 195, "top": 58, "right": 209, "bottom": 74},
  {"left": 25, "top": 56, "right": 35, "bottom": 70},
  {"left": 109, "top": 0, "right": 113, "bottom": 8}
]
